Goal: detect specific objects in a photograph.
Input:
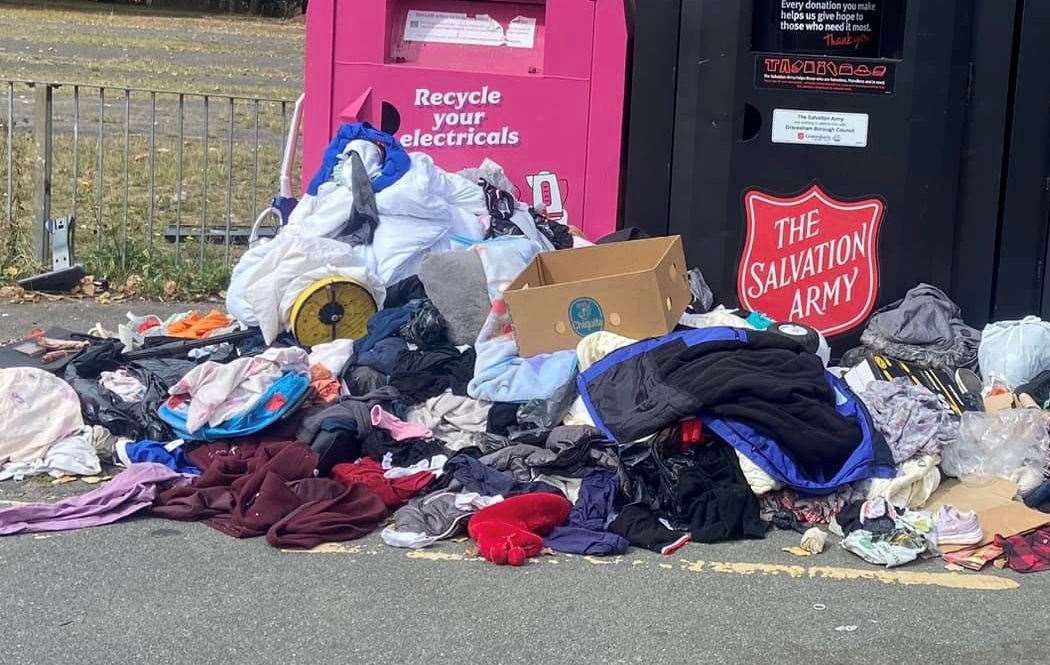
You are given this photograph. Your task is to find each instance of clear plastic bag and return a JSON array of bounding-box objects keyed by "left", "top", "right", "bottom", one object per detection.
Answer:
[
  {"left": 940, "top": 409, "right": 1050, "bottom": 490},
  {"left": 978, "top": 316, "right": 1050, "bottom": 389},
  {"left": 116, "top": 312, "right": 166, "bottom": 352},
  {"left": 686, "top": 267, "right": 714, "bottom": 313}
]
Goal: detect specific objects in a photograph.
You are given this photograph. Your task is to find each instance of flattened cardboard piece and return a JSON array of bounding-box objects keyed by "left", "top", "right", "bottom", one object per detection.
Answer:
[
  {"left": 926, "top": 478, "right": 1050, "bottom": 552},
  {"left": 505, "top": 236, "right": 691, "bottom": 357},
  {"left": 983, "top": 392, "right": 1017, "bottom": 413}
]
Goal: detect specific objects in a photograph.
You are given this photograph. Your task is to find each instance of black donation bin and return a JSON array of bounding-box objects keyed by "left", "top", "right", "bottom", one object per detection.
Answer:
[{"left": 626, "top": 0, "right": 982, "bottom": 344}]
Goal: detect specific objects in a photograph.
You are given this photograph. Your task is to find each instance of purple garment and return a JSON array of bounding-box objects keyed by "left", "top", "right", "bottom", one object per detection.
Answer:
[
  {"left": 544, "top": 469, "right": 629, "bottom": 556},
  {"left": 0, "top": 463, "right": 185, "bottom": 536}
]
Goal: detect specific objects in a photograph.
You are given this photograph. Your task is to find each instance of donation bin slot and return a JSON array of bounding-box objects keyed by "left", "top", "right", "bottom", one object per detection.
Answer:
[{"left": 305, "top": 0, "right": 623, "bottom": 239}]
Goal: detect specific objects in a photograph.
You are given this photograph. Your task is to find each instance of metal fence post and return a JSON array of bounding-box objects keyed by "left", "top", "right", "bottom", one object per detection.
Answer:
[
  {"left": 1, "top": 80, "right": 295, "bottom": 274},
  {"left": 31, "top": 83, "right": 53, "bottom": 266}
]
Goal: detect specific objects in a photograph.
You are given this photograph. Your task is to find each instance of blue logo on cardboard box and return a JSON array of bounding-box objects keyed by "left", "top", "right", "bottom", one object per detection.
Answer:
[{"left": 568, "top": 298, "right": 605, "bottom": 337}]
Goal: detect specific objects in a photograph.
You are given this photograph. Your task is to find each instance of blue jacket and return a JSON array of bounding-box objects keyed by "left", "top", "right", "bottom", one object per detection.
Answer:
[
  {"left": 578, "top": 327, "right": 895, "bottom": 495},
  {"left": 307, "top": 122, "right": 411, "bottom": 196}
]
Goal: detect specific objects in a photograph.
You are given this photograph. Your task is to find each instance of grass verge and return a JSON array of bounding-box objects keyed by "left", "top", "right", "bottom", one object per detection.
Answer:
[{"left": 1, "top": 120, "right": 289, "bottom": 299}]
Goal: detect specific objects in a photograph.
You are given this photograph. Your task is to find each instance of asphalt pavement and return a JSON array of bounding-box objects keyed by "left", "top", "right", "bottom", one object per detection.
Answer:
[{"left": 0, "top": 301, "right": 1047, "bottom": 665}]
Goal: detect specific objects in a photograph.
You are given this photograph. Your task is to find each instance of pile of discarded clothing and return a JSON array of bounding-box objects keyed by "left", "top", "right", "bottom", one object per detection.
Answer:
[{"left": 3, "top": 123, "right": 1050, "bottom": 573}]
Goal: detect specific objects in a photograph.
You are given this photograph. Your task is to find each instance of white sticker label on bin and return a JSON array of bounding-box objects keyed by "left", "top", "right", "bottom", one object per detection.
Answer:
[
  {"left": 404, "top": 10, "right": 535, "bottom": 49},
  {"left": 505, "top": 17, "right": 537, "bottom": 49},
  {"left": 771, "top": 109, "right": 869, "bottom": 148}
]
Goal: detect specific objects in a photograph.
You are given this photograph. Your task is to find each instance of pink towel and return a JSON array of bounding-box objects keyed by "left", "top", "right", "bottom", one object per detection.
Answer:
[{"left": 370, "top": 405, "right": 433, "bottom": 441}]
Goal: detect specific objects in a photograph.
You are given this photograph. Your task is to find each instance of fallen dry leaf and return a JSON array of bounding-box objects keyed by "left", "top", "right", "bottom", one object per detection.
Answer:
[
  {"left": 80, "top": 475, "right": 114, "bottom": 485},
  {"left": 782, "top": 547, "right": 815, "bottom": 557},
  {"left": 124, "top": 274, "right": 143, "bottom": 296},
  {"left": 80, "top": 276, "right": 96, "bottom": 297}
]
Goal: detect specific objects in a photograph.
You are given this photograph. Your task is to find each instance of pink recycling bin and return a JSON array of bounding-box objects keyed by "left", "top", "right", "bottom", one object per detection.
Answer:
[{"left": 303, "top": 0, "right": 629, "bottom": 240}]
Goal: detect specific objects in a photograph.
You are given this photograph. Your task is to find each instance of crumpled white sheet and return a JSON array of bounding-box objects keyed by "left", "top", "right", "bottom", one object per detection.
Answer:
[
  {"left": 865, "top": 454, "right": 941, "bottom": 509},
  {"left": 0, "top": 427, "right": 101, "bottom": 481},
  {"left": 227, "top": 150, "right": 488, "bottom": 341},
  {"left": 738, "top": 451, "right": 783, "bottom": 496},
  {"left": 406, "top": 391, "right": 492, "bottom": 451},
  {"left": 562, "top": 397, "right": 596, "bottom": 427},
  {"left": 308, "top": 339, "right": 355, "bottom": 376},
  {"left": 287, "top": 149, "right": 486, "bottom": 277},
  {"left": 382, "top": 454, "right": 449, "bottom": 479},
  {"left": 576, "top": 331, "right": 637, "bottom": 372},
  {"left": 0, "top": 367, "right": 85, "bottom": 465},
  {"left": 100, "top": 369, "right": 147, "bottom": 403},
  {"left": 332, "top": 140, "right": 384, "bottom": 190},
  {"left": 168, "top": 346, "right": 309, "bottom": 433},
  {"left": 679, "top": 306, "right": 757, "bottom": 330},
  {"left": 226, "top": 234, "right": 386, "bottom": 345}
]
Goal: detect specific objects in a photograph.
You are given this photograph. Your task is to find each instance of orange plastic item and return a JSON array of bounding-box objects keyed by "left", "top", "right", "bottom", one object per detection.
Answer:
[{"left": 166, "top": 309, "right": 234, "bottom": 339}]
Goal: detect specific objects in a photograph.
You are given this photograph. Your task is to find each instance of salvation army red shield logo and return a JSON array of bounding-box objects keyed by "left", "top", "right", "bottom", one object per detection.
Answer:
[{"left": 737, "top": 184, "right": 885, "bottom": 337}]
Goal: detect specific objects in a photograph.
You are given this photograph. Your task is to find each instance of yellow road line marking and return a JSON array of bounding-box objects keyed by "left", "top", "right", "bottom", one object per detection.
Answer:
[
  {"left": 678, "top": 559, "right": 1018, "bottom": 591},
  {"left": 281, "top": 543, "right": 362, "bottom": 555},
  {"left": 274, "top": 542, "right": 1020, "bottom": 591},
  {"left": 397, "top": 548, "right": 1018, "bottom": 590},
  {"left": 405, "top": 549, "right": 483, "bottom": 562},
  {"left": 583, "top": 555, "right": 623, "bottom": 565}
]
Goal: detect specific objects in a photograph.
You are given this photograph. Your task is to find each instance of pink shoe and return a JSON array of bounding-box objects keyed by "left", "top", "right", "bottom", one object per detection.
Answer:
[{"left": 936, "top": 505, "right": 983, "bottom": 546}]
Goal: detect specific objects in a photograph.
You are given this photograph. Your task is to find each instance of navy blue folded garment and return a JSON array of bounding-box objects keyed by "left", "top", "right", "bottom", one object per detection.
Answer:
[
  {"left": 544, "top": 469, "right": 629, "bottom": 556},
  {"left": 446, "top": 455, "right": 563, "bottom": 498},
  {"left": 578, "top": 327, "right": 895, "bottom": 495},
  {"left": 354, "top": 337, "right": 408, "bottom": 375}
]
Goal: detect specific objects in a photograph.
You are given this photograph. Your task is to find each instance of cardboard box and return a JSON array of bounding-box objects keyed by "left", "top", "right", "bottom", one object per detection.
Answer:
[{"left": 504, "top": 236, "right": 692, "bottom": 357}]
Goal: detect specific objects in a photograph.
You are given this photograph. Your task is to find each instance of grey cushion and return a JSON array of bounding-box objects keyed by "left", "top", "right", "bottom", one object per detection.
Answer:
[{"left": 420, "top": 250, "right": 490, "bottom": 346}]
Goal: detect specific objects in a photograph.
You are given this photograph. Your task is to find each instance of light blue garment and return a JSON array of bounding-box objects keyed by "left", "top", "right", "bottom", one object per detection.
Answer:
[
  {"left": 467, "top": 237, "right": 578, "bottom": 402},
  {"left": 469, "top": 339, "right": 579, "bottom": 403},
  {"left": 158, "top": 371, "right": 310, "bottom": 442}
]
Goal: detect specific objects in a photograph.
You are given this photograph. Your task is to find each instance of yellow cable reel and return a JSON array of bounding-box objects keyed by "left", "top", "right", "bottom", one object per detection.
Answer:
[{"left": 289, "top": 276, "right": 377, "bottom": 347}]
